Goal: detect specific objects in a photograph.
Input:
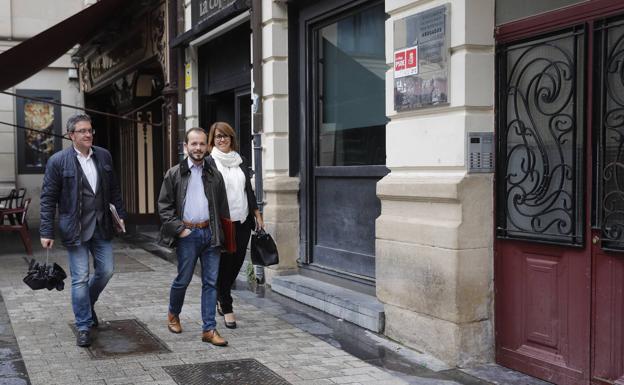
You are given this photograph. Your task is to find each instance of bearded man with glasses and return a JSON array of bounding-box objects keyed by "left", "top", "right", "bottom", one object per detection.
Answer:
[{"left": 40, "top": 113, "right": 126, "bottom": 347}]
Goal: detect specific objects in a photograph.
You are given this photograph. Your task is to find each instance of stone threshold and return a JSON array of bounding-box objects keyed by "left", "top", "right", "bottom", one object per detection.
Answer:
[{"left": 270, "top": 274, "right": 385, "bottom": 333}]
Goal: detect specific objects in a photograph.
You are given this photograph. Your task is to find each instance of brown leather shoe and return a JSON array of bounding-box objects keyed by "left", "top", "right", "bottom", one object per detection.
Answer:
[
  {"left": 167, "top": 312, "right": 182, "bottom": 334},
  {"left": 202, "top": 329, "right": 228, "bottom": 346}
]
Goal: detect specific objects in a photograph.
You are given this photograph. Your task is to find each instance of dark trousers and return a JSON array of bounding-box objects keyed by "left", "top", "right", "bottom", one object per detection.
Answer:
[{"left": 217, "top": 217, "right": 253, "bottom": 314}]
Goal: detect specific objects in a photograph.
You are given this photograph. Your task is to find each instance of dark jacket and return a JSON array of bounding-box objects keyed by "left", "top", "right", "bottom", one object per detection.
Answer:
[
  {"left": 240, "top": 157, "right": 259, "bottom": 228},
  {"left": 40, "top": 145, "right": 126, "bottom": 246},
  {"left": 157, "top": 156, "right": 230, "bottom": 248}
]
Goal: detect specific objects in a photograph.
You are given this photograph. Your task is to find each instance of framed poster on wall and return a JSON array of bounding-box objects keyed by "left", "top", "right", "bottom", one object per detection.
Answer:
[
  {"left": 393, "top": 4, "right": 450, "bottom": 111},
  {"left": 16, "top": 89, "right": 62, "bottom": 174}
]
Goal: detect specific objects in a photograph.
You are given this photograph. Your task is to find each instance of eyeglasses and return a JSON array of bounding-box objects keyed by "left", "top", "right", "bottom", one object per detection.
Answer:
[
  {"left": 72, "top": 128, "right": 95, "bottom": 135},
  {"left": 215, "top": 134, "right": 230, "bottom": 141}
]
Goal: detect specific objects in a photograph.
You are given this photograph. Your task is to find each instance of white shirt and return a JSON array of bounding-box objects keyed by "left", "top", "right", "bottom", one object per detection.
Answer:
[
  {"left": 74, "top": 147, "right": 97, "bottom": 192},
  {"left": 213, "top": 157, "right": 248, "bottom": 222}
]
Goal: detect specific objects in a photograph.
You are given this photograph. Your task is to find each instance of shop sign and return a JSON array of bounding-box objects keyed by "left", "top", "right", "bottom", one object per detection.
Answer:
[
  {"left": 393, "top": 4, "right": 450, "bottom": 111},
  {"left": 192, "top": 0, "right": 245, "bottom": 28}
]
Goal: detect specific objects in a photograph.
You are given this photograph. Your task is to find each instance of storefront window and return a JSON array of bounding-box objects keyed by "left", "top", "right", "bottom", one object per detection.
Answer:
[{"left": 317, "top": 4, "right": 386, "bottom": 166}]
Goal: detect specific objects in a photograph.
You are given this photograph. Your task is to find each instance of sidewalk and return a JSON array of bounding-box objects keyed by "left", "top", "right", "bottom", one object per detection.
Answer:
[{"left": 0, "top": 231, "right": 551, "bottom": 385}]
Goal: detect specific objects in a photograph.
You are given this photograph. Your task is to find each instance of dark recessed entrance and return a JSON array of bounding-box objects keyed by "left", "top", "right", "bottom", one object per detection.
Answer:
[
  {"left": 71, "top": 319, "right": 170, "bottom": 359},
  {"left": 163, "top": 359, "right": 291, "bottom": 385}
]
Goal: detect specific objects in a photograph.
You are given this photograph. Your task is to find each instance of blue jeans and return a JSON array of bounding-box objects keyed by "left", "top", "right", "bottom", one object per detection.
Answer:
[
  {"left": 66, "top": 231, "right": 114, "bottom": 331},
  {"left": 169, "top": 227, "right": 220, "bottom": 331}
]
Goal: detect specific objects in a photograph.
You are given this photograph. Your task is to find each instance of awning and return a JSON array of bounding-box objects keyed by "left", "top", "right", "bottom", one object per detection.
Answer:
[{"left": 0, "top": 0, "right": 125, "bottom": 91}]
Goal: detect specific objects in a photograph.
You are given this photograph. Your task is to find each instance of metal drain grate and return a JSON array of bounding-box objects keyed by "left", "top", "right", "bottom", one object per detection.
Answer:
[
  {"left": 71, "top": 319, "right": 170, "bottom": 359},
  {"left": 164, "top": 359, "right": 291, "bottom": 385}
]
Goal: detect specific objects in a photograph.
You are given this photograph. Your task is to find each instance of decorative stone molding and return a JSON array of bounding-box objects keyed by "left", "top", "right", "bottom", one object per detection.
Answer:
[
  {"left": 151, "top": 4, "right": 168, "bottom": 79},
  {"left": 77, "top": 1, "right": 167, "bottom": 94}
]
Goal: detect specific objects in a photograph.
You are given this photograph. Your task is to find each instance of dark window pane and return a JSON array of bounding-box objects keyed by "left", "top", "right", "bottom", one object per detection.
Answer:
[{"left": 318, "top": 4, "right": 386, "bottom": 166}]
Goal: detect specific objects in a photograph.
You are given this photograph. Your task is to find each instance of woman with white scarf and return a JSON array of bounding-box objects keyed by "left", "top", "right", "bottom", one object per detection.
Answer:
[{"left": 208, "top": 121, "right": 264, "bottom": 329}]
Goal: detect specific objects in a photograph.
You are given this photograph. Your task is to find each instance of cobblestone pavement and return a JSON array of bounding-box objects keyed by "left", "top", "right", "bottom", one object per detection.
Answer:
[
  {"left": 0, "top": 233, "right": 551, "bottom": 385},
  {"left": 0, "top": 240, "right": 416, "bottom": 385},
  {"left": 0, "top": 292, "right": 30, "bottom": 385}
]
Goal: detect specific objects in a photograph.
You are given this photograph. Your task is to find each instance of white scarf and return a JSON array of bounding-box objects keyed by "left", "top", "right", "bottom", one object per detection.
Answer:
[
  {"left": 211, "top": 147, "right": 248, "bottom": 221},
  {"left": 211, "top": 147, "right": 242, "bottom": 167}
]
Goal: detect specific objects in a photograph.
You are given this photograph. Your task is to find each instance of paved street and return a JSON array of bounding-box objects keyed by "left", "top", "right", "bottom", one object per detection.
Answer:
[{"left": 0, "top": 232, "right": 550, "bottom": 385}]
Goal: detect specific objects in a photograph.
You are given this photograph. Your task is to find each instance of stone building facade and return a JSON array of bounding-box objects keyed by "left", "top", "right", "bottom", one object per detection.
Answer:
[{"left": 179, "top": 0, "right": 495, "bottom": 368}]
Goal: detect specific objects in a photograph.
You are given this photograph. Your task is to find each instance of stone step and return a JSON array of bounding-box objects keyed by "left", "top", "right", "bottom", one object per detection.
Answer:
[{"left": 270, "top": 274, "right": 385, "bottom": 333}]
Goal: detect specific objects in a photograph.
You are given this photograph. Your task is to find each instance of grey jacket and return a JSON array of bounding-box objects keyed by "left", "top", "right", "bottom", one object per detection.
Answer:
[{"left": 157, "top": 156, "right": 230, "bottom": 248}]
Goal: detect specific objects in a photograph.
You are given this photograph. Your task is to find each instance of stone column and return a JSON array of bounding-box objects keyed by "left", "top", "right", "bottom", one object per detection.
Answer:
[
  {"left": 377, "top": 0, "right": 495, "bottom": 366},
  {"left": 261, "top": 0, "right": 299, "bottom": 279}
]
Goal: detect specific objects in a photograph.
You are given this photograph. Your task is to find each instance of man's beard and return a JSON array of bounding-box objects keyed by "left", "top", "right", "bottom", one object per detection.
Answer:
[{"left": 189, "top": 152, "right": 205, "bottom": 162}]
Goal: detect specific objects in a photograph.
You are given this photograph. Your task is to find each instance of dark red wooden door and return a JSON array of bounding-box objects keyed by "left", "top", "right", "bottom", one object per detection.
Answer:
[
  {"left": 592, "top": 242, "right": 624, "bottom": 385},
  {"left": 495, "top": 240, "right": 591, "bottom": 384},
  {"left": 591, "top": 13, "right": 624, "bottom": 384},
  {"left": 495, "top": 4, "right": 624, "bottom": 384},
  {"left": 495, "top": 25, "right": 591, "bottom": 384}
]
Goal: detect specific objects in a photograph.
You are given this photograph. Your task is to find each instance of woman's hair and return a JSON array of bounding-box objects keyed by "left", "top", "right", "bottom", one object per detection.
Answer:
[{"left": 207, "top": 121, "right": 238, "bottom": 152}]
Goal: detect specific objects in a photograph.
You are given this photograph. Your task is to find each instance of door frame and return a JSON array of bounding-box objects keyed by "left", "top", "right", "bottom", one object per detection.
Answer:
[
  {"left": 298, "top": 0, "right": 386, "bottom": 285},
  {"left": 494, "top": 1, "right": 624, "bottom": 383},
  {"left": 298, "top": 0, "right": 368, "bottom": 268},
  {"left": 234, "top": 86, "right": 252, "bottom": 166}
]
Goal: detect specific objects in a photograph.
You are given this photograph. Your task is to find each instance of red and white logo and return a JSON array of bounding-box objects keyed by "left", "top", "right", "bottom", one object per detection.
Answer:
[
  {"left": 406, "top": 48, "right": 417, "bottom": 69},
  {"left": 394, "top": 51, "right": 406, "bottom": 71},
  {"left": 394, "top": 46, "right": 419, "bottom": 79}
]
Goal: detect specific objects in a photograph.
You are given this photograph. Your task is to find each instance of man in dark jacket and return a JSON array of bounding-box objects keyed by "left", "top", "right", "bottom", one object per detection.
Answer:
[
  {"left": 158, "top": 127, "right": 230, "bottom": 346},
  {"left": 40, "top": 113, "right": 126, "bottom": 348}
]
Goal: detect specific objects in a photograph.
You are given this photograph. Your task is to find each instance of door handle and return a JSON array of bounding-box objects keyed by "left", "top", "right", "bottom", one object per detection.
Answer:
[{"left": 592, "top": 235, "right": 600, "bottom": 245}]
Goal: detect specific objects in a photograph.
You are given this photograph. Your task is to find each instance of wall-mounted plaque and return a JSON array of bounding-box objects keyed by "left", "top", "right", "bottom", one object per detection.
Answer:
[{"left": 394, "top": 4, "right": 450, "bottom": 111}]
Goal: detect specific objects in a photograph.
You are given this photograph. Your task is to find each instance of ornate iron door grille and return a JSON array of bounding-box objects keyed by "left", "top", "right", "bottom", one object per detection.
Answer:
[
  {"left": 496, "top": 27, "right": 585, "bottom": 245},
  {"left": 596, "top": 16, "right": 624, "bottom": 251}
]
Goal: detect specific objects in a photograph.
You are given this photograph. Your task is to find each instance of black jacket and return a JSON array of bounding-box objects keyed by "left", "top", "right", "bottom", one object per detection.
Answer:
[
  {"left": 240, "top": 157, "right": 259, "bottom": 227},
  {"left": 157, "top": 156, "right": 230, "bottom": 248},
  {"left": 40, "top": 145, "right": 126, "bottom": 246}
]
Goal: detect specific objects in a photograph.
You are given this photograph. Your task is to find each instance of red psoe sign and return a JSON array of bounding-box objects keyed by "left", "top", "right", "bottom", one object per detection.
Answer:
[
  {"left": 394, "top": 46, "right": 419, "bottom": 78},
  {"left": 394, "top": 51, "right": 406, "bottom": 71}
]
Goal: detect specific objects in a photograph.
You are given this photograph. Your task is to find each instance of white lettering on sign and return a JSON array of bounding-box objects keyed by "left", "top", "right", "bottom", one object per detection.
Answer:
[
  {"left": 199, "top": 0, "right": 233, "bottom": 17},
  {"left": 199, "top": 0, "right": 208, "bottom": 17},
  {"left": 197, "top": 0, "right": 236, "bottom": 19},
  {"left": 209, "top": 0, "right": 223, "bottom": 10}
]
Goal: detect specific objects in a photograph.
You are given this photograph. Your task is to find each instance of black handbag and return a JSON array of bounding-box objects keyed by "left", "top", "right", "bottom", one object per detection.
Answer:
[{"left": 250, "top": 229, "right": 279, "bottom": 266}]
